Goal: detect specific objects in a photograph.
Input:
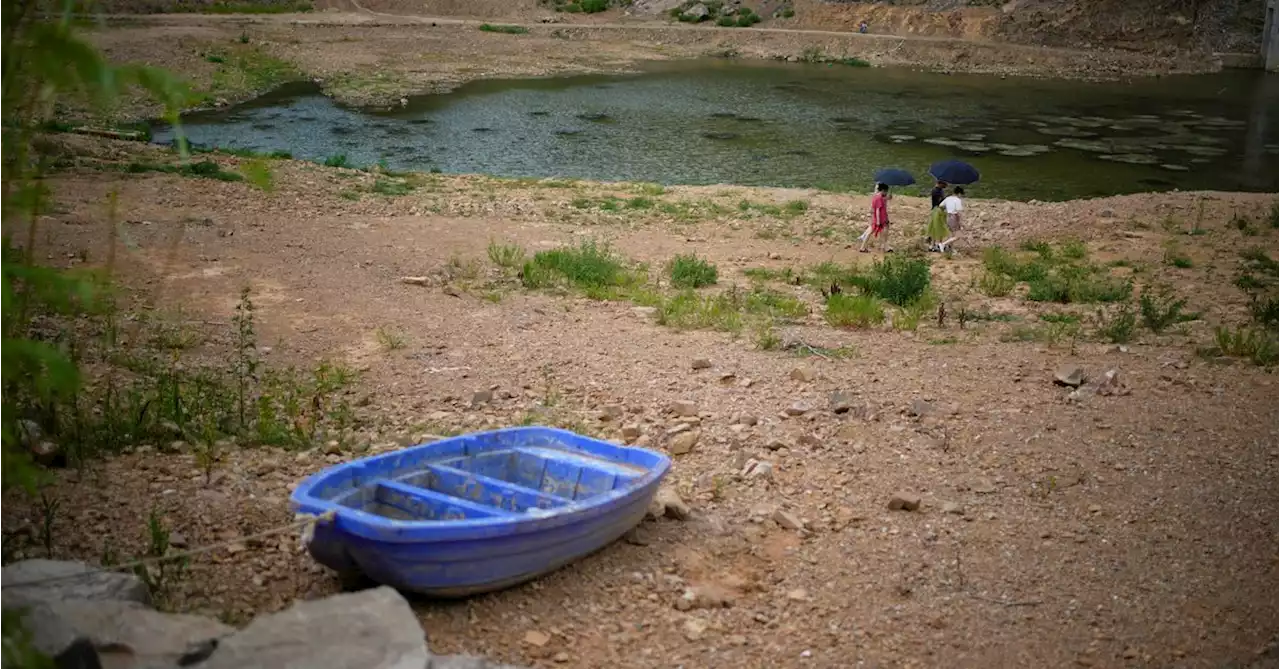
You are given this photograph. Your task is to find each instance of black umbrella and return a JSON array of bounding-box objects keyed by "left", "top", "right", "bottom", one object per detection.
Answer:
[
  {"left": 928, "top": 159, "right": 981, "bottom": 185},
  {"left": 873, "top": 168, "right": 916, "bottom": 187}
]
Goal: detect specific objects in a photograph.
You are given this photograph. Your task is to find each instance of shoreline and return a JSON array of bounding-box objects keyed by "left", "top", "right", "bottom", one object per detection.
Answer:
[{"left": 83, "top": 12, "right": 1228, "bottom": 114}]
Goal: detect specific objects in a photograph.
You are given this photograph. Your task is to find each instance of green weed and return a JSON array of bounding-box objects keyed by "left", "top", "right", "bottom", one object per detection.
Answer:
[
  {"left": 977, "top": 270, "right": 1016, "bottom": 297},
  {"left": 323, "top": 154, "right": 351, "bottom": 168},
  {"left": 375, "top": 326, "right": 406, "bottom": 351},
  {"left": 522, "top": 240, "right": 636, "bottom": 297},
  {"left": 487, "top": 240, "right": 527, "bottom": 270},
  {"left": 1093, "top": 303, "right": 1137, "bottom": 344},
  {"left": 371, "top": 178, "right": 413, "bottom": 196},
  {"left": 1138, "top": 286, "right": 1197, "bottom": 333},
  {"left": 668, "top": 254, "right": 718, "bottom": 288},
  {"left": 849, "top": 255, "right": 931, "bottom": 307},
  {"left": 825, "top": 294, "right": 883, "bottom": 328},
  {"left": 1214, "top": 326, "right": 1278, "bottom": 366}
]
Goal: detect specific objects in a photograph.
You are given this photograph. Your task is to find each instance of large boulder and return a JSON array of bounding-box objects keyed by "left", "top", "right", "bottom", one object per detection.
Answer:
[
  {"left": 195, "top": 586, "right": 429, "bottom": 669},
  {"left": 3, "top": 559, "right": 151, "bottom": 607},
  {"left": 44, "top": 599, "right": 233, "bottom": 669}
]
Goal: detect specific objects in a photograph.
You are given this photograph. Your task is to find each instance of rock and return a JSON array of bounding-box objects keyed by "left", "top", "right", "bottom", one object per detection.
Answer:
[
  {"left": 887, "top": 492, "right": 922, "bottom": 512},
  {"left": 834, "top": 423, "right": 860, "bottom": 441},
  {"left": 668, "top": 430, "right": 700, "bottom": 455},
  {"left": 789, "top": 366, "right": 817, "bottom": 383},
  {"left": 2, "top": 560, "right": 151, "bottom": 607},
  {"left": 620, "top": 424, "right": 642, "bottom": 441},
  {"left": 324, "top": 440, "right": 344, "bottom": 455},
  {"left": 691, "top": 358, "right": 712, "bottom": 370},
  {"left": 786, "top": 588, "right": 809, "bottom": 601},
  {"left": 470, "top": 390, "right": 493, "bottom": 407},
  {"left": 718, "top": 372, "right": 737, "bottom": 384},
  {"left": 669, "top": 400, "right": 698, "bottom": 417},
  {"left": 1095, "top": 368, "right": 1127, "bottom": 396},
  {"left": 908, "top": 399, "right": 934, "bottom": 417},
  {"left": 523, "top": 630, "right": 551, "bottom": 647},
  {"left": 829, "top": 391, "right": 854, "bottom": 414},
  {"left": 169, "top": 531, "right": 189, "bottom": 549},
  {"left": 682, "top": 2, "right": 709, "bottom": 20},
  {"left": 679, "top": 584, "right": 735, "bottom": 610},
  {"left": 597, "top": 404, "right": 625, "bottom": 421},
  {"left": 31, "top": 440, "right": 63, "bottom": 467},
  {"left": 199, "top": 587, "right": 429, "bottom": 669},
  {"left": 31, "top": 599, "right": 233, "bottom": 668},
  {"left": 773, "top": 509, "right": 805, "bottom": 530},
  {"left": 941, "top": 501, "right": 965, "bottom": 515},
  {"left": 766, "top": 439, "right": 788, "bottom": 451},
  {"left": 682, "top": 617, "right": 709, "bottom": 641},
  {"left": 797, "top": 434, "right": 822, "bottom": 448},
  {"left": 731, "top": 414, "right": 758, "bottom": 426},
  {"left": 432, "top": 655, "right": 531, "bottom": 669},
  {"left": 785, "top": 401, "right": 813, "bottom": 416},
  {"left": 1053, "top": 365, "right": 1086, "bottom": 387},
  {"left": 648, "top": 487, "right": 691, "bottom": 520},
  {"left": 400, "top": 276, "right": 430, "bottom": 286},
  {"left": 631, "top": 306, "right": 657, "bottom": 318},
  {"left": 2, "top": 601, "right": 98, "bottom": 669},
  {"left": 741, "top": 459, "right": 774, "bottom": 481}
]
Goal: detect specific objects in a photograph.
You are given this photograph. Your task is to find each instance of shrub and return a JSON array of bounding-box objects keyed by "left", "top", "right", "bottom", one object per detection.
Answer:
[
  {"left": 1215, "top": 326, "right": 1279, "bottom": 367},
  {"left": 781, "top": 6, "right": 794, "bottom": 17},
  {"left": 1139, "top": 286, "right": 1197, "bottom": 333},
  {"left": 717, "top": 15, "right": 735, "bottom": 26},
  {"left": 522, "top": 240, "right": 629, "bottom": 295},
  {"left": 736, "top": 11, "right": 761, "bottom": 26},
  {"left": 323, "top": 153, "right": 350, "bottom": 168},
  {"left": 837, "top": 57, "right": 870, "bottom": 67},
  {"left": 487, "top": 240, "right": 527, "bottom": 270},
  {"left": 578, "top": 0, "right": 609, "bottom": 11},
  {"left": 1250, "top": 296, "right": 1278, "bottom": 327},
  {"left": 668, "top": 254, "right": 718, "bottom": 289},
  {"left": 825, "top": 294, "right": 883, "bottom": 328},
  {"left": 849, "top": 255, "right": 930, "bottom": 307},
  {"left": 1094, "top": 304, "right": 1137, "bottom": 344},
  {"left": 977, "top": 270, "right": 1015, "bottom": 297},
  {"left": 658, "top": 291, "right": 743, "bottom": 333},
  {"left": 371, "top": 178, "right": 412, "bottom": 196}
]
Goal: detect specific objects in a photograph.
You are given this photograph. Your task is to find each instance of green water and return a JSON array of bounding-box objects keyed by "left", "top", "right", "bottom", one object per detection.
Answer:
[{"left": 152, "top": 60, "right": 1278, "bottom": 201}]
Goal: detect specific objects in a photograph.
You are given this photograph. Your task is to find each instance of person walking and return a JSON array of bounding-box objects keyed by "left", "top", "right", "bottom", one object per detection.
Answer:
[
  {"left": 936, "top": 186, "right": 965, "bottom": 252},
  {"left": 926, "top": 179, "right": 948, "bottom": 250},
  {"left": 859, "top": 182, "right": 892, "bottom": 253}
]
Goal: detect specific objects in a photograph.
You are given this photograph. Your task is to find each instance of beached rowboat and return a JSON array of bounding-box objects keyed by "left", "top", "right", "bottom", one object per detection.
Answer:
[{"left": 290, "top": 427, "right": 671, "bottom": 597}]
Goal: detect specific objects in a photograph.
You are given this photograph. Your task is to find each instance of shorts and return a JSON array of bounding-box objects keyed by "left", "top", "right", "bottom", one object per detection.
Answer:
[{"left": 946, "top": 213, "right": 962, "bottom": 232}]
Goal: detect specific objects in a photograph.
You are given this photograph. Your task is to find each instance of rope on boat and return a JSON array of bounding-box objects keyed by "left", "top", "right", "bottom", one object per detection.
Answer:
[{"left": 1, "top": 510, "right": 337, "bottom": 590}]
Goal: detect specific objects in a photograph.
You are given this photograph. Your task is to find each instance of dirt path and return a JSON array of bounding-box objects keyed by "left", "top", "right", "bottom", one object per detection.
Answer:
[{"left": 4, "top": 138, "right": 1277, "bottom": 668}]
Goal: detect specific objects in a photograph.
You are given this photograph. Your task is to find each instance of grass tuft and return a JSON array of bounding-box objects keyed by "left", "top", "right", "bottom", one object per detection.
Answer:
[
  {"left": 668, "top": 254, "right": 718, "bottom": 289},
  {"left": 825, "top": 293, "right": 883, "bottom": 328}
]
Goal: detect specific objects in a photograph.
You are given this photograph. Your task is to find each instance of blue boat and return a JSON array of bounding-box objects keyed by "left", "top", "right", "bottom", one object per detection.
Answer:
[{"left": 290, "top": 426, "right": 672, "bottom": 597}]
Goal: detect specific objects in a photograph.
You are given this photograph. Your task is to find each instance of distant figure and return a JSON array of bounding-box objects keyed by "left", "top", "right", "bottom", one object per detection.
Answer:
[
  {"left": 937, "top": 186, "right": 965, "bottom": 253},
  {"left": 858, "top": 20, "right": 869, "bottom": 34},
  {"left": 859, "top": 182, "right": 892, "bottom": 253},
  {"left": 926, "top": 179, "right": 948, "bottom": 250}
]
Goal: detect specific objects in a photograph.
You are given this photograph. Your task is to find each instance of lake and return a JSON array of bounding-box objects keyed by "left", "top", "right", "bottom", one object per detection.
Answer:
[{"left": 152, "top": 60, "right": 1279, "bottom": 201}]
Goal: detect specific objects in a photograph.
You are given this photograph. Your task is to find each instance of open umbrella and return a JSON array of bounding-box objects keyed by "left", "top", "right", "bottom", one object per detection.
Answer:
[
  {"left": 928, "top": 159, "right": 981, "bottom": 185},
  {"left": 873, "top": 168, "right": 915, "bottom": 187}
]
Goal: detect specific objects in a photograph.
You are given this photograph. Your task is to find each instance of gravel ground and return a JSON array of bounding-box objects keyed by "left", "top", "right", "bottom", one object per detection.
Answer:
[{"left": 2, "top": 140, "right": 1277, "bottom": 668}]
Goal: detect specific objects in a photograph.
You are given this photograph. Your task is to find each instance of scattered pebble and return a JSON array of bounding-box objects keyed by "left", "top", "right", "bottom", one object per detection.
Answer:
[
  {"left": 668, "top": 430, "right": 700, "bottom": 455},
  {"left": 524, "top": 630, "right": 551, "bottom": 647},
  {"left": 789, "top": 366, "right": 817, "bottom": 383},
  {"left": 670, "top": 400, "right": 698, "bottom": 417},
  {"left": 773, "top": 509, "right": 806, "bottom": 530},
  {"left": 887, "top": 492, "right": 922, "bottom": 512},
  {"left": 1054, "top": 364, "right": 1086, "bottom": 387},
  {"left": 691, "top": 357, "right": 712, "bottom": 370},
  {"left": 785, "top": 401, "right": 814, "bottom": 416}
]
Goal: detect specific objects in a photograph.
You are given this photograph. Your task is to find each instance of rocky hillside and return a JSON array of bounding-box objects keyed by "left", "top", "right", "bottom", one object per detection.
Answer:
[{"left": 794, "top": 0, "right": 1267, "bottom": 54}]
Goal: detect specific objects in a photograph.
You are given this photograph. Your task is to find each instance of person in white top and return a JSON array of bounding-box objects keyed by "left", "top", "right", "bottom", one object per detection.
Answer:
[{"left": 937, "top": 186, "right": 964, "bottom": 252}]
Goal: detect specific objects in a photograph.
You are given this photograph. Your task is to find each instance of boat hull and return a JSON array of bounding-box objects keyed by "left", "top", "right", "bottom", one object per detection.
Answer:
[{"left": 291, "top": 427, "right": 670, "bottom": 597}]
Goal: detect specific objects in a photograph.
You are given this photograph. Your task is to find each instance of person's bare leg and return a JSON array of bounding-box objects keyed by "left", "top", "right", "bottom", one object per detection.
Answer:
[
  {"left": 858, "top": 226, "right": 874, "bottom": 251},
  {"left": 939, "top": 235, "right": 957, "bottom": 251}
]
